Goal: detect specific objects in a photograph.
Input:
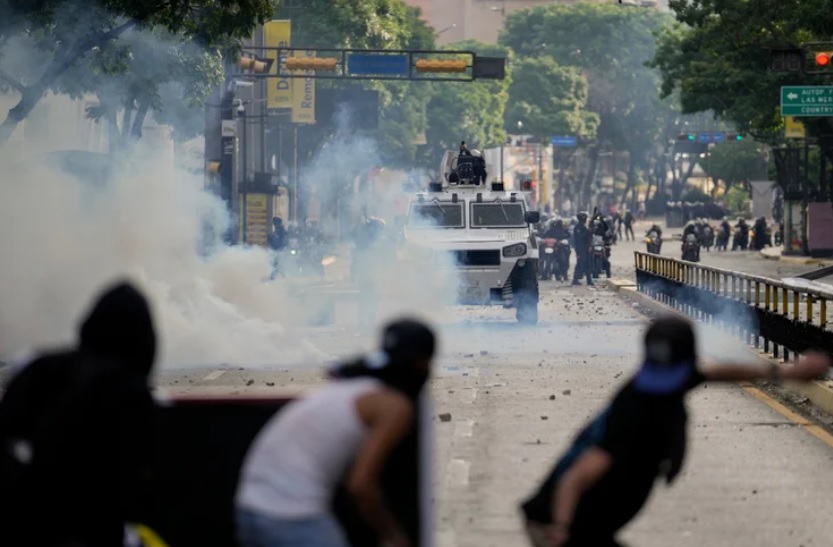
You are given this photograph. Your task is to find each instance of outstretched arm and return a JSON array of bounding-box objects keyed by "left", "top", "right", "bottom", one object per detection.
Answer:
[{"left": 702, "top": 351, "right": 831, "bottom": 383}]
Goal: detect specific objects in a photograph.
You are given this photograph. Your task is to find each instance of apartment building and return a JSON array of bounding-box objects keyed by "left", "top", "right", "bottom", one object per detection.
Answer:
[{"left": 406, "top": 0, "right": 664, "bottom": 45}]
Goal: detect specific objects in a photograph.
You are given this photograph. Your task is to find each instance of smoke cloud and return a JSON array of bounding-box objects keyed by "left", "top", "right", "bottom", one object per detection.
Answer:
[{"left": 0, "top": 57, "right": 461, "bottom": 369}]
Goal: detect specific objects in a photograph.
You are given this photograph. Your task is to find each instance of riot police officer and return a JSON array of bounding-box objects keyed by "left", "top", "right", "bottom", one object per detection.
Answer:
[{"left": 571, "top": 211, "right": 593, "bottom": 286}]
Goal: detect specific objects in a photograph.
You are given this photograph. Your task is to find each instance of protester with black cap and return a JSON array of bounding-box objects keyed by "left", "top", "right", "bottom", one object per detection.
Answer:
[
  {"left": 236, "top": 318, "right": 436, "bottom": 547},
  {"left": 520, "top": 315, "right": 830, "bottom": 547}
]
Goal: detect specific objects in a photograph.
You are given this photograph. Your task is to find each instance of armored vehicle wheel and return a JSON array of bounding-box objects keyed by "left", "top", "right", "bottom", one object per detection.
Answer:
[{"left": 514, "top": 261, "right": 539, "bottom": 325}]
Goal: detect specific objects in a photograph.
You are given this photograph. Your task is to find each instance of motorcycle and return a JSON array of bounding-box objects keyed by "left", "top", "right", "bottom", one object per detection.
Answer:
[
  {"left": 590, "top": 234, "right": 611, "bottom": 279},
  {"left": 645, "top": 231, "right": 662, "bottom": 254},
  {"left": 682, "top": 233, "right": 700, "bottom": 262},
  {"left": 539, "top": 238, "right": 558, "bottom": 281},
  {"left": 699, "top": 225, "right": 715, "bottom": 252}
]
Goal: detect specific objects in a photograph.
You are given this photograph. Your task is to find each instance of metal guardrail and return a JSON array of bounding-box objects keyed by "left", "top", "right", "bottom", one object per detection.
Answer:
[{"left": 634, "top": 252, "right": 833, "bottom": 362}]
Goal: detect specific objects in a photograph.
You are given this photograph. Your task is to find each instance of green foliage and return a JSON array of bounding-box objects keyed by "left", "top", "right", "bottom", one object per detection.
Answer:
[
  {"left": 285, "top": 0, "right": 438, "bottom": 167},
  {"left": 724, "top": 185, "right": 750, "bottom": 213},
  {"left": 699, "top": 139, "right": 768, "bottom": 190},
  {"left": 0, "top": 0, "right": 275, "bottom": 147},
  {"left": 422, "top": 40, "right": 511, "bottom": 166},
  {"left": 504, "top": 56, "right": 598, "bottom": 140},
  {"left": 500, "top": 3, "right": 673, "bottom": 153},
  {"left": 653, "top": 0, "right": 833, "bottom": 145}
]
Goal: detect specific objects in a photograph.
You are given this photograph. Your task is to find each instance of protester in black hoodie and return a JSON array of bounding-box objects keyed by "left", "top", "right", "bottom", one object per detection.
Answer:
[
  {"left": 520, "top": 316, "right": 830, "bottom": 547},
  {"left": 0, "top": 281, "right": 158, "bottom": 547}
]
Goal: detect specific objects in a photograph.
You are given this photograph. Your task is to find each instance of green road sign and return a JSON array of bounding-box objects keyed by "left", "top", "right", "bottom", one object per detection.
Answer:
[{"left": 781, "top": 86, "right": 833, "bottom": 116}]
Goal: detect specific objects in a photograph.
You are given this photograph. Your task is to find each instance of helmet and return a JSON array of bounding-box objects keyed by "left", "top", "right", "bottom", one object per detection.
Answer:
[
  {"left": 554, "top": 218, "right": 564, "bottom": 227},
  {"left": 471, "top": 149, "right": 481, "bottom": 157},
  {"left": 577, "top": 211, "right": 589, "bottom": 220}
]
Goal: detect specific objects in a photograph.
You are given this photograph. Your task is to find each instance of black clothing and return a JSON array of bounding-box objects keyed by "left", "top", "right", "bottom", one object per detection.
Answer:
[
  {"left": 623, "top": 212, "right": 634, "bottom": 226},
  {"left": 521, "top": 370, "right": 706, "bottom": 543},
  {"left": 544, "top": 226, "right": 570, "bottom": 241},
  {"left": 0, "top": 283, "right": 157, "bottom": 547},
  {"left": 269, "top": 226, "right": 288, "bottom": 251},
  {"left": 572, "top": 223, "right": 593, "bottom": 284}
]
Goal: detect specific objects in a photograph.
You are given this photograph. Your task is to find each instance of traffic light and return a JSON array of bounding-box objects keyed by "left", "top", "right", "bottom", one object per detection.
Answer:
[
  {"left": 726, "top": 133, "right": 744, "bottom": 141},
  {"left": 770, "top": 49, "right": 802, "bottom": 73},
  {"left": 237, "top": 55, "right": 274, "bottom": 74},
  {"left": 285, "top": 57, "right": 338, "bottom": 71},
  {"left": 677, "top": 133, "right": 696, "bottom": 141},
  {"left": 414, "top": 59, "right": 468, "bottom": 73},
  {"left": 206, "top": 161, "right": 221, "bottom": 175},
  {"left": 814, "top": 51, "right": 833, "bottom": 67}
]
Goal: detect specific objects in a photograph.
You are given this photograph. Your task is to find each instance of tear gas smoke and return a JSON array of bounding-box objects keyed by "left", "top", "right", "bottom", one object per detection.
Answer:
[{"left": 0, "top": 96, "right": 461, "bottom": 370}]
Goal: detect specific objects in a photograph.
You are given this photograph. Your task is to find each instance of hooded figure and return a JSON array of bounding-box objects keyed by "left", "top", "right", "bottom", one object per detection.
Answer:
[
  {"left": 236, "top": 319, "right": 436, "bottom": 547},
  {"left": 520, "top": 316, "right": 830, "bottom": 547},
  {"left": 0, "top": 281, "right": 158, "bottom": 547}
]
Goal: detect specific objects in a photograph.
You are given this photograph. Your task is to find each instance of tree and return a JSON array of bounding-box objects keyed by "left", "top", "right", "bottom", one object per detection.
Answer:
[
  {"left": 285, "top": 0, "right": 434, "bottom": 168},
  {"left": 500, "top": 3, "right": 675, "bottom": 207},
  {"left": 652, "top": 0, "right": 833, "bottom": 186},
  {"left": 422, "top": 40, "right": 511, "bottom": 170},
  {"left": 504, "top": 56, "right": 597, "bottom": 141},
  {"left": 0, "top": 0, "right": 274, "bottom": 148},
  {"left": 699, "top": 139, "right": 769, "bottom": 196}
]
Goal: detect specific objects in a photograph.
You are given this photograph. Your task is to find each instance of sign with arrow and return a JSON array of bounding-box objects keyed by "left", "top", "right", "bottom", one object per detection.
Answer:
[{"left": 781, "top": 86, "right": 833, "bottom": 116}]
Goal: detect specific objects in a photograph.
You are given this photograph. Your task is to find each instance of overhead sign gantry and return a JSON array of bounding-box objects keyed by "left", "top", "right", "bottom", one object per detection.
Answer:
[{"left": 237, "top": 47, "right": 507, "bottom": 82}]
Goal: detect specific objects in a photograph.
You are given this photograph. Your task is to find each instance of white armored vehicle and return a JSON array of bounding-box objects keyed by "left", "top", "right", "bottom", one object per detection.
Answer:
[{"left": 402, "top": 150, "right": 541, "bottom": 324}]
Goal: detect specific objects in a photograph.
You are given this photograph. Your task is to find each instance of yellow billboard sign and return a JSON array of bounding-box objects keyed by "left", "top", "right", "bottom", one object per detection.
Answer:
[
  {"left": 264, "top": 20, "right": 292, "bottom": 110},
  {"left": 240, "top": 193, "right": 270, "bottom": 246},
  {"left": 291, "top": 50, "right": 316, "bottom": 124},
  {"left": 785, "top": 116, "right": 806, "bottom": 139}
]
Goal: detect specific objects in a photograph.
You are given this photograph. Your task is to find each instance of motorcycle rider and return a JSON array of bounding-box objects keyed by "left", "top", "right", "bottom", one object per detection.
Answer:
[
  {"left": 545, "top": 218, "right": 572, "bottom": 281},
  {"left": 681, "top": 221, "right": 701, "bottom": 262},
  {"left": 733, "top": 218, "right": 749, "bottom": 251},
  {"left": 645, "top": 223, "right": 663, "bottom": 254},
  {"left": 572, "top": 211, "right": 594, "bottom": 287}
]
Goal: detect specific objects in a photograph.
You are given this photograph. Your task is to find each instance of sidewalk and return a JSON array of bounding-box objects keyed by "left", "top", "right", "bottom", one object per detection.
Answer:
[{"left": 760, "top": 246, "right": 833, "bottom": 266}]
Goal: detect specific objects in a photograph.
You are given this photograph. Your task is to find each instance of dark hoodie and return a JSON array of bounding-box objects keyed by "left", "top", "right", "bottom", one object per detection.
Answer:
[{"left": 0, "top": 281, "right": 157, "bottom": 547}]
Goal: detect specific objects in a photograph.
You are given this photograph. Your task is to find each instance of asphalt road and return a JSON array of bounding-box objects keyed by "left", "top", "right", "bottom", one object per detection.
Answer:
[
  {"left": 3, "top": 221, "right": 831, "bottom": 546},
  {"left": 144, "top": 222, "right": 833, "bottom": 547}
]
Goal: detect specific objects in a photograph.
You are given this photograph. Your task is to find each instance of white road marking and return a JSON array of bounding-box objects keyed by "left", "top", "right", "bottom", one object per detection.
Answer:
[
  {"left": 447, "top": 459, "right": 470, "bottom": 487},
  {"left": 202, "top": 370, "right": 226, "bottom": 381},
  {"left": 454, "top": 420, "right": 474, "bottom": 438}
]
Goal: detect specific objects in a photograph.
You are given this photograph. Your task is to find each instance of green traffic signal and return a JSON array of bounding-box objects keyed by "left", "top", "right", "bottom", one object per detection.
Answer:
[{"left": 687, "top": 134, "right": 695, "bottom": 141}]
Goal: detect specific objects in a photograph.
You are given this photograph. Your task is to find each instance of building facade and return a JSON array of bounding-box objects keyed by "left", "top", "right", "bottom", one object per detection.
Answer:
[{"left": 407, "top": 0, "right": 639, "bottom": 45}]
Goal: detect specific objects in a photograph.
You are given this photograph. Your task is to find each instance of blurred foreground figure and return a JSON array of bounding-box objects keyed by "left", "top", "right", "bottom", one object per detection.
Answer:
[
  {"left": 236, "top": 319, "right": 436, "bottom": 547},
  {"left": 0, "top": 281, "right": 158, "bottom": 547},
  {"left": 521, "top": 316, "right": 830, "bottom": 547}
]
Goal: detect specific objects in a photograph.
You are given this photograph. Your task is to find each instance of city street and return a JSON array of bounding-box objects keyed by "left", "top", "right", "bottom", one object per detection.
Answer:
[{"left": 150, "top": 220, "right": 833, "bottom": 547}]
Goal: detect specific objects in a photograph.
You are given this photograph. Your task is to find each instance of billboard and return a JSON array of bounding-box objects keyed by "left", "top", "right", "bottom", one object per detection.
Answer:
[
  {"left": 263, "top": 20, "right": 292, "bottom": 109},
  {"left": 290, "top": 50, "right": 317, "bottom": 124}
]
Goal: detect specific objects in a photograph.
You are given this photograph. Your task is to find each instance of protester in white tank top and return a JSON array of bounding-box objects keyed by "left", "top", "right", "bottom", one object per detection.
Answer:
[{"left": 235, "top": 319, "right": 436, "bottom": 547}]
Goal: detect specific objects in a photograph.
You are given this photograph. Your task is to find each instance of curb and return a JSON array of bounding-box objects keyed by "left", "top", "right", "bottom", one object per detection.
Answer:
[
  {"left": 606, "top": 280, "right": 833, "bottom": 418},
  {"left": 759, "top": 249, "right": 833, "bottom": 266}
]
